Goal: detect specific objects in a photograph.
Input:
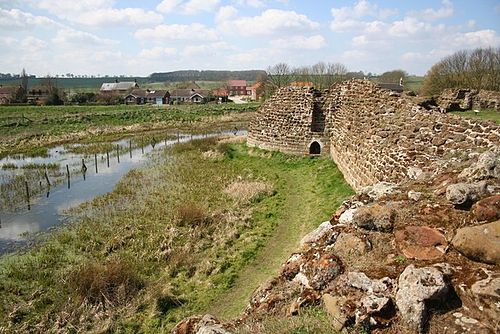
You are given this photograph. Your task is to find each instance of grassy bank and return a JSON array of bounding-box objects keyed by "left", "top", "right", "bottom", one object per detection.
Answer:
[
  {"left": 0, "top": 138, "right": 353, "bottom": 333},
  {"left": 0, "top": 103, "right": 259, "bottom": 158},
  {"left": 451, "top": 109, "right": 499, "bottom": 124}
]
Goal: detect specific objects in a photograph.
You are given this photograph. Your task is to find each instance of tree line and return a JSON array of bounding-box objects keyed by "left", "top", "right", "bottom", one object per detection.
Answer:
[{"left": 421, "top": 47, "right": 499, "bottom": 95}]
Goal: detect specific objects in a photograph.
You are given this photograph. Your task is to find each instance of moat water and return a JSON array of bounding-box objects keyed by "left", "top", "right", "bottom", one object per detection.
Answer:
[{"left": 0, "top": 130, "right": 245, "bottom": 255}]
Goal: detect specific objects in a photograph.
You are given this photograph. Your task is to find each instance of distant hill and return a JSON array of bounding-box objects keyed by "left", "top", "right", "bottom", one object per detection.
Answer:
[{"left": 149, "top": 70, "right": 266, "bottom": 82}]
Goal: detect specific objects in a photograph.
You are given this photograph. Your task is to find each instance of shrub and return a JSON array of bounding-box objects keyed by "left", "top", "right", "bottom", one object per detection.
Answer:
[{"left": 69, "top": 259, "right": 144, "bottom": 307}]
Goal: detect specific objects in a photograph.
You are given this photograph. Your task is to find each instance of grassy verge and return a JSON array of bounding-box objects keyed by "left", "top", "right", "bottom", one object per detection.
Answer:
[
  {"left": 0, "top": 103, "right": 259, "bottom": 158},
  {"left": 451, "top": 109, "right": 499, "bottom": 124},
  {"left": 0, "top": 138, "right": 352, "bottom": 333}
]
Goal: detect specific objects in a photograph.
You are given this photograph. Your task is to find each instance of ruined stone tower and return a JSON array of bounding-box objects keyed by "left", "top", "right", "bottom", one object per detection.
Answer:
[{"left": 248, "top": 79, "right": 499, "bottom": 191}]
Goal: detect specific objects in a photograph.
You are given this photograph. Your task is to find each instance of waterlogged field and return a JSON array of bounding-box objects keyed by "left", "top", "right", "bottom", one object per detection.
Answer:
[
  {"left": 0, "top": 103, "right": 259, "bottom": 158},
  {"left": 0, "top": 138, "right": 353, "bottom": 333}
]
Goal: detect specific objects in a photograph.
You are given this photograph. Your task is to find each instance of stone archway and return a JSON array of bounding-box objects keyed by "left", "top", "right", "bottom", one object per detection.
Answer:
[{"left": 309, "top": 141, "right": 321, "bottom": 155}]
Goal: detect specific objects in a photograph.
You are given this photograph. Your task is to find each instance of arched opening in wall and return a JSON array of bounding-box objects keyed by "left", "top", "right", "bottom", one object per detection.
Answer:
[
  {"left": 311, "top": 102, "right": 325, "bottom": 132},
  {"left": 309, "top": 141, "right": 321, "bottom": 155}
]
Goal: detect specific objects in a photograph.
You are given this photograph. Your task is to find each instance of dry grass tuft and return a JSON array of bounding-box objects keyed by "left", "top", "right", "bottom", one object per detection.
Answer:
[
  {"left": 176, "top": 202, "right": 212, "bottom": 226},
  {"left": 224, "top": 180, "right": 273, "bottom": 205},
  {"left": 69, "top": 259, "right": 144, "bottom": 307}
]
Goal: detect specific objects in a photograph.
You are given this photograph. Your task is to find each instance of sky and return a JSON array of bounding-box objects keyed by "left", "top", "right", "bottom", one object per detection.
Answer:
[{"left": 0, "top": 0, "right": 499, "bottom": 77}]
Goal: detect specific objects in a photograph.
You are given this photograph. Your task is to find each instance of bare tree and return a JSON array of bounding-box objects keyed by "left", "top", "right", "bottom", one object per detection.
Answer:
[
  {"left": 421, "top": 47, "right": 500, "bottom": 95},
  {"left": 266, "top": 63, "right": 295, "bottom": 89}
]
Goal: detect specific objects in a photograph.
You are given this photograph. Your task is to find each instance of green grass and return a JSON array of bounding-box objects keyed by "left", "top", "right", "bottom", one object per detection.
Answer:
[
  {"left": 0, "top": 103, "right": 260, "bottom": 158},
  {"left": 0, "top": 138, "right": 353, "bottom": 333},
  {"left": 451, "top": 109, "right": 500, "bottom": 124}
]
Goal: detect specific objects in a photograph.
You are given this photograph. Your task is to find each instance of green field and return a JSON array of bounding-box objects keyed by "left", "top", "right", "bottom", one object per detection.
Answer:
[
  {"left": 0, "top": 103, "right": 260, "bottom": 158},
  {"left": 0, "top": 138, "right": 353, "bottom": 333}
]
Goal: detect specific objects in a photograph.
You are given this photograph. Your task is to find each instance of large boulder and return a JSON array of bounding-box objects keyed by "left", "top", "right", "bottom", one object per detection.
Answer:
[
  {"left": 300, "top": 221, "right": 333, "bottom": 247},
  {"left": 395, "top": 265, "right": 449, "bottom": 333},
  {"left": 472, "top": 195, "right": 500, "bottom": 222},
  {"left": 352, "top": 203, "right": 396, "bottom": 232},
  {"left": 361, "top": 182, "right": 398, "bottom": 200},
  {"left": 395, "top": 226, "right": 447, "bottom": 261},
  {"left": 459, "top": 150, "right": 500, "bottom": 181},
  {"left": 322, "top": 293, "right": 348, "bottom": 331},
  {"left": 451, "top": 220, "right": 500, "bottom": 264},
  {"left": 445, "top": 181, "right": 487, "bottom": 206}
]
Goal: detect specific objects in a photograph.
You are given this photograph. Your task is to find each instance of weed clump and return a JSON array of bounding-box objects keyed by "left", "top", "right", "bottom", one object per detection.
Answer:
[
  {"left": 176, "top": 202, "right": 212, "bottom": 226},
  {"left": 69, "top": 259, "right": 144, "bottom": 307}
]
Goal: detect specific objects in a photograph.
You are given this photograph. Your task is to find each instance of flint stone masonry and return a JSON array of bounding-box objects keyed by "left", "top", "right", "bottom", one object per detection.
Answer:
[{"left": 248, "top": 80, "right": 500, "bottom": 191}]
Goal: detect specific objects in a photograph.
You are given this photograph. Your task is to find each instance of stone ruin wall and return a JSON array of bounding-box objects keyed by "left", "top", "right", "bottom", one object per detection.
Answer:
[
  {"left": 438, "top": 88, "right": 500, "bottom": 112},
  {"left": 248, "top": 80, "right": 500, "bottom": 191},
  {"left": 247, "top": 86, "right": 330, "bottom": 155}
]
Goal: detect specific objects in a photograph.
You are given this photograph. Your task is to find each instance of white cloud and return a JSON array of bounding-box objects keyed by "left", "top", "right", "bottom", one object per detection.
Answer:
[
  {"left": 271, "top": 34, "right": 326, "bottom": 50},
  {"left": 33, "top": 0, "right": 162, "bottom": 27},
  {"left": 139, "top": 47, "right": 178, "bottom": 59},
  {"left": 156, "top": 0, "right": 220, "bottom": 15},
  {"left": 135, "top": 23, "right": 219, "bottom": 41},
  {"left": 73, "top": 8, "right": 163, "bottom": 26},
  {"left": 182, "top": 42, "right": 231, "bottom": 57},
  {"left": 410, "top": 0, "right": 453, "bottom": 21},
  {"left": 450, "top": 29, "right": 500, "bottom": 49},
  {"left": 20, "top": 36, "right": 48, "bottom": 52},
  {"left": 52, "top": 28, "right": 117, "bottom": 47},
  {"left": 0, "top": 8, "right": 61, "bottom": 30},
  {"left": 234, "top": 0, "right": 265, "bottom": 8},
  {"left": 216, "top": 5, "right": 238, "bottom": 22},
  {"left": 218, "top": 9, "right": 319, "bottom": 37},
  {"left": 156, "top": 0, "right": 183, "bottom": 13},
  {"left": 330, "top": 0, "right": 397, "bottom": 32}
]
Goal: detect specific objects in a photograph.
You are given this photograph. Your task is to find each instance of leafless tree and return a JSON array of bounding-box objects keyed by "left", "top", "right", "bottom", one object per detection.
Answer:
[
  {"left": 266, "top": 63, "right": 295, "bottom": 89},
  {"left": 421, "top": 47, "right": 500, "bottom": 95}
]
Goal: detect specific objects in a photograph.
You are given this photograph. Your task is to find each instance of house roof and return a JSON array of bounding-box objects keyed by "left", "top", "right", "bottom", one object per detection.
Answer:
[
  {"left": 171, "top": 89, "right": 209, "bottom": 98},
  {"left": 126, "top": 89, "right": 169, "bottom": 99},
  {"left": 212, "top": 87, "right": 228, "bottom": 96},
  {"left": 127, "top": 89, "right": 148, "bottom": 98},
  {"left": 228, "top": 80, "right": 247, "bottom": 87},
  {"left": 147, "top": 90, "right": 169, "bottom": 98},
  {"left": 100, "top": 82, "right": 138, "bottom": 91},
  {"left": 377, "top": 83, "right": 404, "bottom": 93}
]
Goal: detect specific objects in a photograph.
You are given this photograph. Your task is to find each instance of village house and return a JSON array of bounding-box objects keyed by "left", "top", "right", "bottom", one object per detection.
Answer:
[
  {"left": 100, "top": 81, "right": 139, "bottom": 94},
  {"left": 0, "top": 85, "right": 24, "bottom": 104},
  {"left": 211, "top": 87, "right": 229, "bottom": 102},
  {"left": 124, "top": 89, "right": 170, "bottom": 105},
  {"left": 26, "top": 86, "right": 52, "bottom": 105},
  {"left": 246, "top": 82, "right": 264, "bottom": 101},
  {"left": 227, "top": 80, "right": 247, "bottom": 96},
  {"left": 170, "top": 89, "right": 209, "bottom": 103}
]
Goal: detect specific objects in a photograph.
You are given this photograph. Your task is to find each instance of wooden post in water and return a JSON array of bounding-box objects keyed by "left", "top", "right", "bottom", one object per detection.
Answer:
[
  {"left": 151, "top": 137, "right": 156, "bottom": 149},
  {"left": 129, "top": 140, "right": 132, "bottom": 158},
  {"left": 25, "top": 180, "right": 30, "bottom": 210},
  {"left": 177, "top": 131, "right": 180, "bottom": 143},
  {"left": 106, "top": 151, "right": 110, "bottom": 167},
  {"left": 82, "top": 159, "right": 87, "bottom": 180},
  {"left": 117, "top": 145, "right": 120, "bottom": 163},
  {"left": 94, "top": 153, "right": 98, "bottom": 173},
  {"left": 141, "top": 137, "right": 144, "bottom": 154},
  {"left": 44, "top": 170, "right": 51, "bottom": 187},
  {"left": 66, "top": 164, "right": 70, "bottom": 189}
]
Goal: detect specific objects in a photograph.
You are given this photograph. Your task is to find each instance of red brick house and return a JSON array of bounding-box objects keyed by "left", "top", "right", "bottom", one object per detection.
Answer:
[{"left": 227, "top": 80, "right": 247, "bottom": 96}]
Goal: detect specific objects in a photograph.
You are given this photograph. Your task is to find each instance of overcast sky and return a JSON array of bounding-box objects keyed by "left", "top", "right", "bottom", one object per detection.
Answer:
[{"left": 1, "top": 0, "right": 499, "bottom": 77}]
